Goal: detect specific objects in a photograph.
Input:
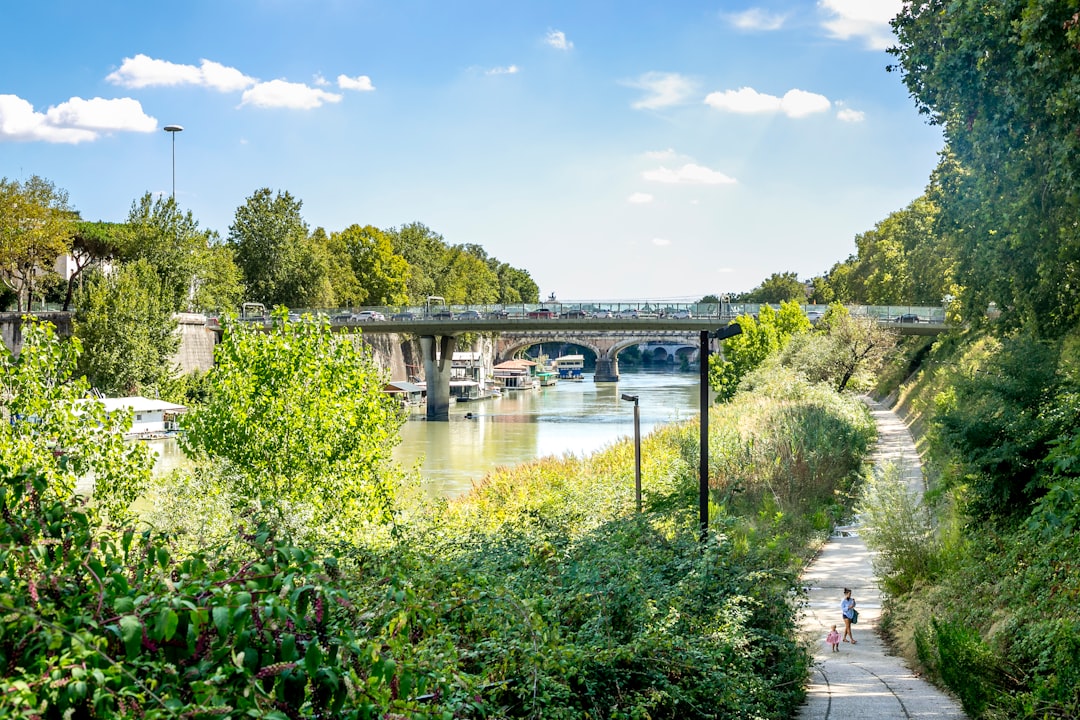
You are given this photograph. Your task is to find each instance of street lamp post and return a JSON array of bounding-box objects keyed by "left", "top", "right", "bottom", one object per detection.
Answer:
[
  {"left": 621, "top": 393, "right": 642, "bottom": 513},
  {"left": 163, "top": 125, "right": 183, "bottom": 199},
  {"left": 699, "top": 323, "right": 742, "bottom": 543}
]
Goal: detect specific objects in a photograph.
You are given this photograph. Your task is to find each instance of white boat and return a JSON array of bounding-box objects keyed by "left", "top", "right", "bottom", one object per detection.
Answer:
[{"left": 553, "top": 354, "right": 585, "bottom": 380}]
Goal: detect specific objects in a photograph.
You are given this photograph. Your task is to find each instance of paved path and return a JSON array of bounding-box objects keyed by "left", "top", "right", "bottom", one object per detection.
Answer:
[{"left": 796, "top": 398, "right": 967, "bottom": 719}]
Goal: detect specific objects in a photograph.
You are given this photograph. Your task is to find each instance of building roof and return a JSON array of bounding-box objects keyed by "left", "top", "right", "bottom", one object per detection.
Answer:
[
  {"left": 494, "top": 359, "right": 536, "bottom": 370},
  {"left": 97, "top": 396, "right": 187, "bottom": 413},
  {"left": 385, "top": 380, "right": 425, "bottom": 393}
]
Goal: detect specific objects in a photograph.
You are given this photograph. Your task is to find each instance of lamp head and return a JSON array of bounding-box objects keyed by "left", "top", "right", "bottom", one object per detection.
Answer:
[
  {"left": 621, "top": 393, "right": 639, "bottom": 403},
  {"left": 163, "top": 125, "right": 184, "bottom": 133},
  {"left": 711, "top": 323, "right": 742, "bottom": 341}
]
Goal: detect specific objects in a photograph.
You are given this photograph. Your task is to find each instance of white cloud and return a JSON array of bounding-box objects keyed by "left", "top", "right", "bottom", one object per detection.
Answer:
[
  {"left": 819, "top": 0, "right": 902, "bottom": 50},
  {"left": 338, "top": 74, "right": 375, "bottom": 91},
  {"left": 837, "top": 107, "right": 865, "bottom": 122},
  {"left": 726, "top": 8, "right": 788, "bottom": 31},
  {"left": 645, "top": 148, "right": 677, "bottom": 160},
  {"left": 642, "top": 163, "right": 736, "bottom": 185},
  {"left": 107, "top": 54, "right": 255, "bottom": 91},
  {"left": 625, "top": 72, "right": 695, "bottom": 110},
  {"left": 486, "top": 65, "right": 520, "bottom": 75},
  {"left": 240, "top": 80, "right": 342, "bottom": 109},
  {"left": 704, "top": 86, "right": 831, "bottom": 118},
  {"left": 545, "top": 29, "right": 573, "bottom": 50},
  {"left": 652, "top": 237, "right": 671, "bottom": 247},
  {"left": 627, "top": 192, "right": 654, "bottom": 204},
  {"left": 0, "top": 94, "right": 155, "bottom": 143},
  {"left": 313, "top": 74, "right": 330, "bottom": 87}
]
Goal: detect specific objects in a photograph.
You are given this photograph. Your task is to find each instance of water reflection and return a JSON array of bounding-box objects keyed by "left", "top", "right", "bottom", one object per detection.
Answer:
[{"left": 395, "top": 369, "right": 702, "bottom": 498}]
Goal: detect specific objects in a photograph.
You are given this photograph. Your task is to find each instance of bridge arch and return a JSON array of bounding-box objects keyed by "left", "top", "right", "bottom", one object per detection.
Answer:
[{"left": 498, "top": 336, "right": 602, "bottom": 363}]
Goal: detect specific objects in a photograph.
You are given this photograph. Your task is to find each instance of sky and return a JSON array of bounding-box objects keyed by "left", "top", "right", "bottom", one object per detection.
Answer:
[{"left": 1, "top": 1, "right": 943, "bottom": 302}]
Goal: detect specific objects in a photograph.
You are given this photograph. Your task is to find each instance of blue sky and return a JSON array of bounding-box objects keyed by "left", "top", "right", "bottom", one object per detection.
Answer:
[{"left": 1, "top": 1, "right": 942, "bottom": 301}]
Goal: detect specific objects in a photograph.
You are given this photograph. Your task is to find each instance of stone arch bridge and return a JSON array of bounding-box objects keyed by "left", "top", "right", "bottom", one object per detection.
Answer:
[{"left": 496, "top": 331, "right": 703, "bottom": 382}]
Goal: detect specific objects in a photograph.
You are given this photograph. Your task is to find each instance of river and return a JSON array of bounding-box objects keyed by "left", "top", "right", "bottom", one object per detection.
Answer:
[{"left": 145, "top": 368, "right": 704, "bottom": 499}]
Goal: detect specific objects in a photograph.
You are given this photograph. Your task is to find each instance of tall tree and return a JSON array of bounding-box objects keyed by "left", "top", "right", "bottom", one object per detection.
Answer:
[
  {"left": 0, "top": 176, "right": 76, "bottom": 311},
  {"left": 890, "top": 0, "right": 1080, "bottom": 334},
  {"left": 73, "top": 260, "right": 179, "bottom": 397},
  {"left": 387, "top": 222, "right": 445, "bottom": 302},
  {"left": 180, "top": 311, "right": 405, "bottom": 536},
  {"left": 122, "top": 193, "right": 212, "bottom": 313},
  {"left": 62, "top": 221, "right": 124, "bottom": 311},
  {"left": 228, "top": 188, "right": 332, "bottom": 308},
  {"left": 337, "top": 224, "right": 409, "bottom": 306}
]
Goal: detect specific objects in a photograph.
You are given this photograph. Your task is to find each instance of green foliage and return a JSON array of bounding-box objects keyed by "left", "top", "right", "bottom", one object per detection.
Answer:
[
  {"left": 73, "top": 260, "right": 180, "bottom": 396},
  {"left": 890, "top": 1, "right": 1080, "bottom": 334},
  {"left": 180, "top": 311, "right": 405, "bottom": 541},
  {"left": 335, "top": 224, "right": 409, "bottom": 306},
  {"left": 708, "top": 301, "right": 808, "bottom": 401},
  {"left": 932, "top": 333, "right": 1080, "bottom": 521},
  {"left": 740, "top": 271, "right": 806, "bottom": 303},
  {"left": 0, "top": 318, "right": 151, "bottom": 521},
  {"left": 0, "top": 467, "right": 473, "bottom": 719},
  {"left": 228, "top": 188, "right": 332, "bottom": 308},
  {"left": 0, "top": 175, "right": 76, "bottom": 312},
  {"left": 856, "top": 463, "right": 940, "bottom": 596}
]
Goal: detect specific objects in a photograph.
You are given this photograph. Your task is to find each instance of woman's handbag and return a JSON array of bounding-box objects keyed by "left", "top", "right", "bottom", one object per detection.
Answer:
[{"left": 850, "top": 609, "right": 859, "bottom": 624}]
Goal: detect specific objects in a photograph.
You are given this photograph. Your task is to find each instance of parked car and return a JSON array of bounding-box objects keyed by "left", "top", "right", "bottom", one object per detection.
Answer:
[
  {"left": 592, "top": 310, "right": 613, "bottom": 319},
  {"left": 332, "top": 312, "right": 354, "bottom": 322},
  {"left": 487, "top": 309, "right": 510, "bottom": 319},
  {"left": 562, "top": 308, "right": 590, "bottom": 319},
  {"left": 390, "top": 311, "right": 418, "bottom": 321},
  {"left": 458, "top": 309, "right": 483, "bottom": 320},
  {"left": 894, "top": 314, "right": 923, "bottom": 323},
  {"left": 670, "top": 309, "right": 693, "bottom": 319},
  {"left": 615, "top": 309, "right": 639, "bottom": 319},
  {"left": 527, "top": 308, "right": 556, "bottom": 319},
  {"left": 430, "top": 310, "right": 455, "bottom": 320},
  {"left": 351, "top": 310, "right": 386, "bottom": 321}
]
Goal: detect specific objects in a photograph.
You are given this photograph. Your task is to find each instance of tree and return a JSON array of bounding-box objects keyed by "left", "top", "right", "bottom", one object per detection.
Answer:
[
  {"left": 709, "top": 301, "right": 810, "bottom": 401},
  {"left": 228, "top": 188, "right": 333, "bottom": 308},
  {"left": 312, "top": 226, "right": 363, "bottom": 308},
  {"left": 492, "top": 261, "right": 539, "bottom": 303},
  {"left": 180, "top": 311, "right": 406, "bottom": 537},
  {"left": 741, "top": 271, "right": 807, "bottom": 303},
  {"left": 61, "top": 221, "right": 124, "bottom": 311},
  {"left": 0, "top": 318, "right": 151, "bottom": 520},
  {"left": 780, "top": 304, "right": 896, "bottom": 393},
  {"left": 387, "top": 222, "right": 446, "bottom": 302},
  {"left": 191, "top": 240, "right": 245, "bottom": 314},
  {"left": 0, "top": 175, "right": 77, "bottom": 311},
  {"left": 73, "top": 260, "right": 179, "bottom": 397},
  {"left": 337, "top": 224, "right": 409, "bottom": 306},
  {"left": 890, "top": 0, "right": 1080, "bottom": 334}
]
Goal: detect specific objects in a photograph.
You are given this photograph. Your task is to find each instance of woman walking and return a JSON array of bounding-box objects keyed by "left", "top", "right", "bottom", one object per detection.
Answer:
[{"left": 841, "top": 588, "right": 857, "bottom": 644}]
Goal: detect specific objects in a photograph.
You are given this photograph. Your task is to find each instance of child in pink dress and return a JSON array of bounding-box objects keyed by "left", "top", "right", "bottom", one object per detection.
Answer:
[{"left": 826, "top": 625, "right": 841, "bottom": 652}]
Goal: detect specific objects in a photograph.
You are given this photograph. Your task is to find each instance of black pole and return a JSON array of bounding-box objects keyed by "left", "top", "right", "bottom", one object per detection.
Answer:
[{"left": 699, "top": 330, "right": 709, "bottom": 542}]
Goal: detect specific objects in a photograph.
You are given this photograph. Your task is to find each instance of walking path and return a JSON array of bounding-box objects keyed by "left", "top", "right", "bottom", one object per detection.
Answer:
[{"left": 796, "top": 397, "right": 967, "bottom": 719}]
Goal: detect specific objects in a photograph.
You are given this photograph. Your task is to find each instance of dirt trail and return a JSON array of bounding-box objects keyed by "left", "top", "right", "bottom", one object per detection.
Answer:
[{"left": 795, "top": 398, "right": 967, "bottom": 719}]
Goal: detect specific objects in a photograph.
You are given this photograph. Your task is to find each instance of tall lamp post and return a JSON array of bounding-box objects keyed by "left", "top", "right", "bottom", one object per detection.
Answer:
[
  {"left": 699, "top": 323, "right": 742, "bottom": 542},
  {"left": 163, "top": 125, "right": 183, "bottom": 200},
  {"left": 621, "top": 393, "right": 642, "bottom": 513}
]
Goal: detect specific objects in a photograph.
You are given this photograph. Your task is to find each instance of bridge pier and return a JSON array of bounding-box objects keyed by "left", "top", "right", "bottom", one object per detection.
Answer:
[
  {"left": 420, "top": 335, "right": 457, "bottom": 420},
  {"left": 594, "top": 355, "right": 619, "bottom": 383}
]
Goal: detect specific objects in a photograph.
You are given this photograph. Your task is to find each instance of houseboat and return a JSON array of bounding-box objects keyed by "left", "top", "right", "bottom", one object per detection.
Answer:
[
  {"left": 451, "top": 351, "right": 500, "bottom": 401},
  {"left": 97, "top": 396, "right": 188, "bottom": 439},
  {"left": 384, "top": 380, "right": 426, "bottom": 407},
  {"left": 493, "top": 359, "right": 540, "bottom": 390},
  {"left": 553, "top": 354, "right": 585, "bottom": 380}
]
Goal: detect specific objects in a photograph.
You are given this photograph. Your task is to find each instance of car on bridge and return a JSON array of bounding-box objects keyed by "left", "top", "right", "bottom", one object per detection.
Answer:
[
  {"left": 562, "top": 308, "right": 590, "bottom": 319},
  {"left": 593, "top": 309, "right": 613, "bottom": 319},
  {"left": 430, "top": 309, "right": 455, "bottom": 320},
  {"left": 894, "top": 314, "right": 925, "bottom": 323},
  {"left": 390, "top": 311, "right": 418, "bottom": 321},
  {"left": 615, "top": 309, "right": 639, "bottom": 319},
  {"left": 351, "top": 310, "right": 386, "bottom": 321},
  {"left": 457, "top": 310, "right": 483, "bottom": 320},
  {"left": 487, "top": 309, "right": 510, "bottom": 319},
  {"left": 670, "top": 309, "right": 693, "bottom": 319},
  {"left": 527, "top": 308, "right": 556, "bottom": 319}
]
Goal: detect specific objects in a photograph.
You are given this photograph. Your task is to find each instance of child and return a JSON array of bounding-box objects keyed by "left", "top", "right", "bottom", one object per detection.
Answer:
[{"left": 826, "top": 625, "right": 841, "bottom": 652}]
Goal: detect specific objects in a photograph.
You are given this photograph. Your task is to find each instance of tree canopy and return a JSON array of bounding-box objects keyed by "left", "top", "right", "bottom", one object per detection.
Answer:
[{"left": 0, "top": 175, "right": 76, "bottom": 311}]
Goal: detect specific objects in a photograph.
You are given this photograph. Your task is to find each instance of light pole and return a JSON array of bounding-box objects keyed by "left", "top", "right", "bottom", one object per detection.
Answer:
[
  {"left": 621, "top": 393, "right": 642, "bottom": 513},
  {"left": 699, "top": 323, "right": 742, "bottom": 543},
  {"left": 163, "top": 125, "right": 183, "bottom": 200}
]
